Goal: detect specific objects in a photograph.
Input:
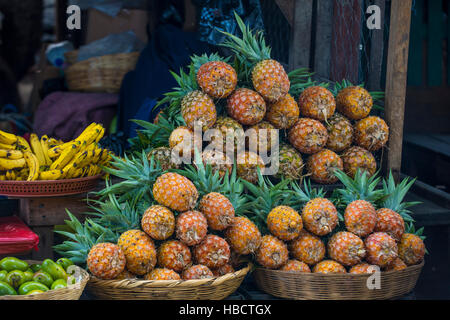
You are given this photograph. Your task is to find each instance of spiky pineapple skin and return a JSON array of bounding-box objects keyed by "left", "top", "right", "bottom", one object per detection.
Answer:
[
  {"left": 141, "top": 205, "right": 175, "bottom": 240},
  {"left": 342, "top": 146, "right": 377, "bottom": 178},
  {"left": 313, "top": 260, "right": 347, "bottom": 274},
  {"left": 115, "top": 268, "right": 137, "bottom": 280},
  {"left": 398, "top": 233, "right": 425, "bottom": 266},
  {"left": 298, "top": 86, "right": 336, "bottom": 121},
  {"left": 225, "top": 216, "right": 262, "bottom": 255},
  {"left": 182, "top": 264, "right": 214, "bottom": 280},
  {"left": 157, "top": 240, "right": 192, "bottom": 272},
  {"left": 280, "top": 260, "right": 311, "bottom": 273},
  {"left": 336, "top": 86, "right": 373, "bottom": 120},
  {"left": 374, "top": 208, "right": 405, "bottom": 242},
  {"left": 153, "top": 172, "right": 199, "bottom": 212},
  {"left": 265, "top": 93, "right": 299, "bottom": 129},
  {"left": 181, "top": 90, "right": 217, "bottom": 131},
  {"left": 199, "top": 192, "right": 235, "bottom": 231},
  {"left": 169, "top": 126, "right": 199, "bottom": 158},
  {"left": 227, "top": 88, "right": 266, "bottom": 125},
  {"left": 267, "top": 205, "right": 303, "bottom": 241},
  {"left": 145, "top": 268, "right": 181, "bottom": 280},
  {"left": 289, "top": 230, "right": 326, "bottom": 265},
  {"left": 117, "top": 230, "right": 157, "bottom": 275},
  {"left": 275, "top": 143, "right": 304, "bottom": 180},
  {"left": 344, "top": 200, "right": 377, "bottom": 237},
  {"left": 365, "top": 232, "right": 398, "bottom": 267},
  {"left": 354, "top": 116, "right": 389, "bottom": 152},
  {"left": 326, "top": 113, "right": 354, "bottom": 152},
  {"left": 176, "top": 210, "right": 208, "bottom": 246},
  {"left": 211, "top": 264, "right": 235, "bottom": 277},
  {"left": 302, "top": 198, "right": 338, "bottom": 236},
  {"left": 197, "top": 61, "right": 237, "bottom": 98},
  {"left": 349, "top": 263, "right": 376, "bottom": 274},
  {"left": 288, "top": 118, "right": 328, "bottom": 154},
  {"left": 201, "top": 149, "right": 232, "bottom": 178},
  {"left": 256, "top": 235, "right": 289, "bottom": 269},
  {"left": 210, "top": 116, "right": 244, "bottom": 155},
  {"left": 193, "top": 234, "right": 231, "bottom": 269},
  {"left": 252, "top": 59, "right": 290, "bottom": 103},
  {"left": 147, "top": 147, "right": 179, "bottom": 171},
  {"left": 247, "top": 121, "right": 276, "bottom": 155},
  {"left": 307, "top": 149, "right": 343, "bottom": 184},
  {"left": 385, "top": 257, "right": 407, "bottom": 271},
  {"left": 87, "top": 243, "right": 126, "bottom": 279},
  {"left": 236, "top": 151, "right": 265, "bottom": 184},
  {"left": 328, "top": 232, "right": 366, "bottom": 267}
]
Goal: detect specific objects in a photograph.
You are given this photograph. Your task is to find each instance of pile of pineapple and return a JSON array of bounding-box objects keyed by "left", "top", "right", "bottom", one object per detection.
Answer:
[{"left": 0, "top": 123, "right": 111, "bottom": 181}]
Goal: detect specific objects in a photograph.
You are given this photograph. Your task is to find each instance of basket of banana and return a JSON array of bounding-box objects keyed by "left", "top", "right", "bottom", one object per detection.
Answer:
[{"left": 0, "top": 123, "right": 112, "bottom": 197}]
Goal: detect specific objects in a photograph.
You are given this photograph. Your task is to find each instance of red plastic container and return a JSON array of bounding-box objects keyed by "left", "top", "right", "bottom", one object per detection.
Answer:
[{"left": 0, "top": 216, "right": 39, "bottom": 255}]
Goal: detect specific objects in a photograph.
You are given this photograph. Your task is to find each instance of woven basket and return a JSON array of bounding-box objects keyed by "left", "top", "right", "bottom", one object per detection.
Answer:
[
  {"left": 253, "top": 261, "right": 424, "bottom": 300},
  {"left": 64, "top": 51, "right": 139, "bottom": 93},
  {"left": 0, "top": 174, "right": 103, "bottom": 197},
  {"left": 87, "top": 264, "right": 251, "bottom": 300},
  {"left": 0, "top": 260, "right": 89, "bottom": 300}
]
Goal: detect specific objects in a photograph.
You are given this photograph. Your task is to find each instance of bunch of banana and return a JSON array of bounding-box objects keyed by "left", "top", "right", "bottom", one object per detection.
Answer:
[{"left": 0, "top": 123, "right": 112, "bottom": 181}]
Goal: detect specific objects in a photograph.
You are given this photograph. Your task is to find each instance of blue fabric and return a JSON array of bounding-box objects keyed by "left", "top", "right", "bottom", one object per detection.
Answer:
[{"left": 117, "top": 24, "right": 211, "bottom": 139}]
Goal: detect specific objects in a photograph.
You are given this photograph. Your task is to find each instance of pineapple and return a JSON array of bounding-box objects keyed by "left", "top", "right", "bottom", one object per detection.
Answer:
[
  {"left": 176, "top": 210, "right": 208, "bottom": 246},
  {"left": 182, "top": 265, "right": 214, "bottom": 280},
  {"left": 298, "top": 86, "right": 336, "bottom": 121},
  {"left": 341, "top": 146, "right": 377, "bottom": 178},
  {"left": 275, "top": 143, "right": 304, "bottom": 181},
  {"left": 236, "top": 151, "right": 265, "bottom": 184},
  {"left": 289, "top": 230, "right": 326, "bottom": 265},
  {"left": 385, "top": 257, "right": 407, "bottom": 271},
  {"left": 227, "top": 88, "right": 266, "bottom": 125},
  {"left": 280, "top": 260, "right": 311, "bottom": 273},
  {"left": 354, "top": 116, "right": 389, "bottom": 151},
  {"left": 374, "top": 208, "right": 405, "bottom": 242},
  {"left": 117, "top": 230, "right": 157, "bottom": 275},
  {"left": 288, "top": 118, "right": 328, "bottom": 154},
  {"left": 247, "top": 121, "right": 276, "bottom": 155},
  {"left": 365, "top": 232, "right": 398, "bottom": 267},
  {"left": 193, "top": 234, "right": 231, "bottom": 269},
  {"left": 147, "top": 146, "right": 179, "bottom": 171},
  {"left": 199, "top": 192, "right": 235, "bottom": 231},
  {"left": 267, "top": 205, "right": 303, "bottom": 241},
  {"left": 344, "top": 200, "right": 377, "bottom": 237},
  {"left": 181, "top": 90, "right": 217, "bottom": 131},
  {"left": 201, "top": 149, "right": 232, "bottom": 178},
  {"left": 210, "top": 116, "right": 244, "bottom": 155},
  {"left": 87, "top": 243, "right": 126, "bottom": 279},
  {"left": 153, "top": 172, "right": 199, "bottom": 212},
  {"left": 225, "top": 216, "right": 262, "bottom": 255},
  {"left": 141, "top": 205, "right": 175, "bottom": 240},
  {"left": 115, "top": 269, "right": 137, "bottom": 280},
  {"left": 336, "top": 86, "right": 373, "bottom": 120},
  {"left": 256, "top": 235, "right": 289, "bottom": 269},
  {"left": 157, "top": 240, "right": 192, "bottom": 272},
  {"left": 196, "top": 59, "right": 237, "bottom": 98},
  {"left": 211, "top": 264, "right": 235, "bottom": 277},
  {"left": 349, "top": 263, "right": 376, "bottom": 274},
  {"left": 398, "top": 233, "right": 425, "bottom": 266},
  {"left": 313, "top": 260, "right": 347, "bottom": 274},
  {"left": 327, "top": 231, "right": 366, "bottom": 267},
  {"left": 306, "top": 149, "right": 343, "bottom": 184},
  {"left": 265, "top": 93, "right": 299, "bottom": 129},
  {"left": 325, "top": 113, "right": 353, "bottom": 152},
  {"left": 169, "top": 126, "right": 200, "bottom": 159},
  {"left": 145, "top": 268, "right": 181, "bottom": 280},
  {"left": 302, "top": 198, "right": 338, "bottom": 236}
]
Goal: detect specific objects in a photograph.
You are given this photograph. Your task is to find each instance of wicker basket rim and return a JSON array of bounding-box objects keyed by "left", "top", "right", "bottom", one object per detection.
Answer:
[
  {"left": 0, "top": 174, "right": 103, "bottom": 185},
  {"left": 65, "top": 51, "right": 140, "bottom": 69}
]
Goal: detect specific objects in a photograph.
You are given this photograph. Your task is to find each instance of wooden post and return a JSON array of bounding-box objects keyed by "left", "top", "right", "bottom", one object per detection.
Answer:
[
  {"left": 385, "top": 0, "right": 413, "bottom": 181},
  {"left": 367, "top": 0, "right": 386, "bottom": 91},
  {"left": 288, "top": 0, "right": 313, "bottom": 71}
]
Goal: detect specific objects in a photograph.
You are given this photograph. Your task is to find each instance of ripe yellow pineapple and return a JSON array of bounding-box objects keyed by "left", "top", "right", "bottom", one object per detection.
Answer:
[
  {"left": 182, "top": 264, "right": 214, "bottom": 280},
  {"left": 256, "top": 235, "right": 289, "bottom": 269},
  {"left": 385, "top": 257, "right": 407, "bottom": 271},
  {"left": 87, "top": 243, "right": 126, "bottom": 279},
  {"left": 267, "top": 205, "right": 303, "bottom": 241},
  {"left": 236, "top": 151, "right": 265, "bottom": 184},
  {"left": 117, "top": 230, "right": 157, "bottom": 275},
  {"left": 327, "top": 231, "right": 366, "bottom": 267},
  {"left": 365, "top": 232, "right": 398, "bottom": 267},
  {"left": 157, "top": 240, "right": 192, "bottom": 272},
  {"left": 374, "top": 208, "right": 405, "bottom": 242},
  {"left": 115, "top": 268, "right": 137, "bottom": 280},
  {"left": 201, "top": 149, "right": 232, "bottom": 178},
  {"left": 344, "top": 200, "right": 377, "bottom": 237},
  {"left": 225, "top": 216, "right": 262, "bottom": 255},
  {"left": 169, "top": 126, "right": 200, "bottom": 159},
  {"left": 147, "top": 146, "right": 180, "bottom": 171},
  {"left": 354, "top": 116, "right": 389, "bottom": 151},
  {"left": 398, "top": 233, "right": 425, "bottom": 266},
  {"left": 306, "top": 149, "right": 343, "bottom": 184},
  {"left": 175, "top": 210, "right": 208, "bottom": 246},
  {"left": 280, "top": 260, "right": 311, "bottom": 273},
  {"left": 275, "top": 143, "right": 304, "bottom": 181},
  {"left": 341, "top": 146, "right": 377, "bottom": 178},
  {"left": 298, "top": 86, "right": 336, "bottom": 121},
  {"left": 196, "top": 60, "right": 237, "bottom": 98},
  {"left": 145, "top": 268, "right": 181, "bottom": 280},
  {"left": 153, "top": 172, "right": 199, "bottom": 212},
  {"left": 141, "top": 205, "right": 175, "bottom": 240},
  {"left": 336, "top": 86, "right": 373, "bottom": 120},
  {"left": 288, "top": 118, "right": 328, "bottom": 154},
  {"left": 289, "top": 230, "right": 326, "bottom": 265},
  {"left": 313, "top": 260, "right": 347, "bottom": 274},
  {"left": 301, "top": 197, "right": 338, "bottom": 236},
  {"left": 325, "top": 113, "right": 353, "bottom": 152},
  {"left": 193, "top": 234, "right": 230, "bottom": 269},
  {"left": 181, "top": 90, "right": 217, "bottom": 131},
  {"left": 211, "top": 264, "right": 235, "bottom": 277},
  {"left": 349, "top": 263, "right": 376, "bottom": 274},
  {"left": 210, "top": 116, "right": 244, "bottom": 155},
  {"left": 265, "top": 93, "right": 299, "bottom": 129},
  {"left": 247, "top": 121, "right": 276, "bottom": 155},
  {"left": 227, "top": 88, "right": 266, "bottom": 125},
  {"left": 199, "top": 192, "right": 235, "bottom": 231}
]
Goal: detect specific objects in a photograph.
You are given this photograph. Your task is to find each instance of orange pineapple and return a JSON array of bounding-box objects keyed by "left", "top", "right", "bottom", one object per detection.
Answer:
[
  {"left": 275, "top": 143, "right": 304, "bottom": 181},
  {"left": 193, "top": 234, "right": 230, "bottom": 269},
  {"left": 247, "top": 121, "right": 276, "bottom": 155},
  {"left": 176, "top": 210, "right": 208, "bottom": 246},
  {"left": 153, "top": 172, "right": 199, "bottom": 212},
  {"left": 141, "top": 205, "right": 175, "bottom": 240},
  {"left": 385, "top": 257, "right": 407, "bottom": 271},
  {"left": 182, "top": 264, "right": 214, "bottom": 280},
  {"left": 354, "top": 116, "right": 389, "bottom": 151},
  {"left": 398, "top": 233, "right": 425, "bottom": 266},
  {"left": 236, "top": 151, "right": 265, "bottom": 184},
  {"left": 147, "top": 146, "right": 179, "bottom": 171},
  {"left": 115, "top": 268, "right": 137, "bottom": 280},
  {"left": 289, "top": 230, "right": 326, "bottom": 265},
  {"left": 328, "top": 232, "right": 366, "bottom": 267},
  {"left": 313, "top": 260, "right": 347, "bottom": 274},
  {"left": 169, "top": 126, "right": 200, "bottom": 159},
  {"left": 196, "top": 60, "right": 237, "bottom": 98},
  {"left": 306, "top": 149, "right": 343, "bottom": 184},
  {"left": 298, "top": 86, "right": 336, "bottom": 121},
  {"left": 288, "top": 118, "right": 328, "bottom": 154},
  {"left": 87, "top": 243, "right": 126, "bottom": 279},
  {"left": 199, "top": 192, "right": 235, "bottom": 231},
  {"left": 117, "top": 230, "right": 157, "bottom": 275},
  {"left": 227, "top": 88, "right": 266, "bottom": 125},
  {"left": 201, "top": 149, "right": 232, "bottom": 178},
  {"left": 349, "top": 263, "right": 377, "bottom": 274},
  {"left": 344, "top": 200, "right": 377, "bottom": 237},
  {"left": 267, "top": 205, "right": 303, "bottom": 241},
  {"left": 211, "top": 264, "right": 235, "bottom": 277},
  {"left": 210, "top": 116, "right": 244, "bottom": 155},
  {"left": 265, "top": 93, "right": 299, "bottom": 129},
  {"left": 256, "top": 235, "right": 289, "bottom": 269},
  {"left": 225, "top": 216, "right": 262, "bottom": 255},
  {"left": 365, "top": 232, "right": 398, "bottom": 267},
  {"left": 280, "top": 260, "right": 311, "bottom": 273},
  {"left": 326, "top": 113, "right": 353, "bottom": 152},
  {"left": 301, "top": 197, "right": 338, "bottom": 236},
  {"left": 145, "top": 268, "right": 181, "bottom": 280},
  {"left": 181, "top": 90, "right": 217, "bottom": 131},
  {"left": 341, "top": 146, "right": 377, "bottom": 178},
  {"left": 336, "top": 86, "right": 373, "bottom": 120},
  {"left": 157, "top": 240, "right": 192, "bottom": 272},
  {"left": 374, "top": 208, "right": 405, "bottom": 242}
]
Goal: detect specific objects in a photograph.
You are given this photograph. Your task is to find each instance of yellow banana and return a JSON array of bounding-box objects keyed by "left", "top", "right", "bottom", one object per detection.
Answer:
[
  {"left": 0, "top": 174, "right": 6, "bottom": 180},
  {"left": 0, "top": 130, "right": 17, "bottom": 145},
  {"left": 94, "top": 126, "right": 105, "bottom": 144},
  {"left": 40, "top": 135, "right": 52, "bottom": 165},
  {"left": 72, "top": 166, "right": 84, "bottom": 178},
  {"left": 16, "top": 136, "right": 32, "bottom": 153},
  {"left": 6, "top": 170, "right": 13, "bottom": 180},
  {"left": 19, "top": 168, "right": 29, "bottom": 179},
  {"left": 0, "top": 142, "right": 15, "bottom": 150},
  {"left": 0, "top": 149, "right": 23, "bottom": 159},
  {"left": 23, "top": 151, "right": 39, "bottom": 181},
  {"left": 0, "top": 157, "right": 26, "bottom": 170},
  {"left": 50, "top": 143, "right": 79, "bottom": 170},
  {"left": 77, "top": 124, "right": 103, "bottom": 146},
  {"left": 74, "top": 123, "right": 97, "bottom": 141},
  {"left": 39, "top": 169, "right": 63, "bottom": 180},
  {"left": 30, "top": 133, "right": 46, "bottom": 166}
]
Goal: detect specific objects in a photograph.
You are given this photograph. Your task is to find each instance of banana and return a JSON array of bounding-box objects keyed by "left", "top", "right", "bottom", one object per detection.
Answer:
[
  {"left": 76, "top": 124, "right": 104, "bottom": 146},
  {"left": 40, "top": 135, "right": 52, "bottom": 165},
  {"left": 0, "top": 130, "right": 17, "bottom": 145},
  {"left": 30, "top": 133, "right": 46, "bottom": 166},
  {"left": 94, "top": 126, "right": 105, "bottom": 143},
  {"left": 0, "top": 174, "right": 6, "bottom": 180},
  {"left": 19, "top": 168, "right": 29, "bottom": 179},
  {"left": 74, "top": 123, "right": 97, "bottom": 141},
  {"left": 0, "top": 157, "right": 26, "bottom": 170},
  {"left": 50, "top": 143, "right": 79, "bottom": 170},
  {"left": 39, "top": 169, "right": 63, "bottom": 180},
  {"left": 0, "top": 149, "right": 23, "bottom": 159},
  {"left": 16, "top": 136, "right": 32, "bottom": 153},
  {"left": 0, "top": 142, "right": 16, "bottom": 150},
  {"left": 23, "top": 151, "right": 39, "bottom": 181},
  {"left": 6, "top": 170, "right": 13, "bottom": 180}
]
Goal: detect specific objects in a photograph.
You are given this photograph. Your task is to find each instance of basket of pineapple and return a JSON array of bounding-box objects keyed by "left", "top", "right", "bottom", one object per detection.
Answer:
[{"left": 0, "top": 123, "right": 113, "bottom": 197}]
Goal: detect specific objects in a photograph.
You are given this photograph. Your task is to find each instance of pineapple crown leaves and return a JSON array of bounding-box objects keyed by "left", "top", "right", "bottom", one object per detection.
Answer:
[
  {"left": 290, "top": 178, "right": 326, "bottom": 208},
  {"left": 334, "top": 169, "right": 384, "bottom": 205},
  {"left": 405, "top": 221, "right": 427, "bottom": 241},
  {"left": 190, "top": 53, "right": 230, "bottom": 73},
  {"left": 288, "top": 68, "right": 317, "bottom": 97},
  {"left": 220, "top": 164, "right": 252, "bottom": 215},
  {"left": 220, "top": 11, "right": 271, "bottom": 64}
]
